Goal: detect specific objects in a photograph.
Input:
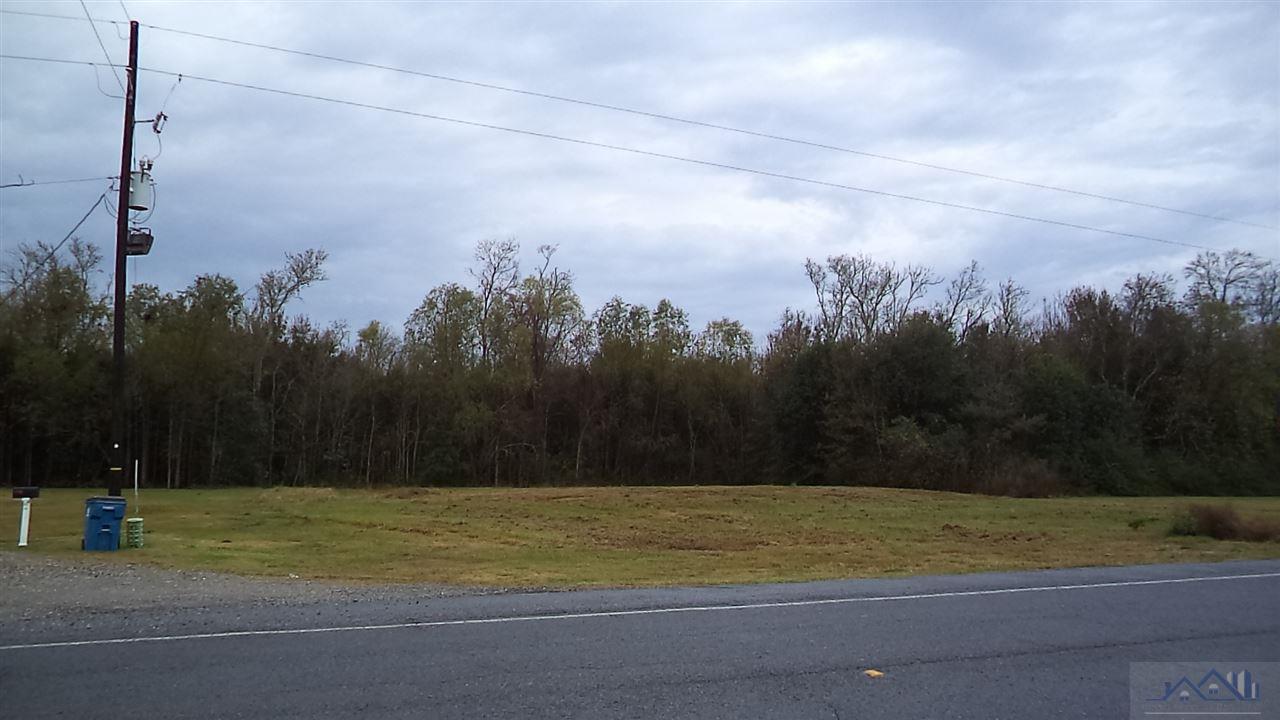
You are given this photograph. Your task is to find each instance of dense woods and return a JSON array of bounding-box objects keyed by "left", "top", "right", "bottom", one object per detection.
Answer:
[{"left": 2, "top": 239, "right": 1277, "bottom": 495}]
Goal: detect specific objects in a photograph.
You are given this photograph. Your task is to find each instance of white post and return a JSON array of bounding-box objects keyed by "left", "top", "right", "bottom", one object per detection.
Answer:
[{"left": 17, "top": 497, "right": 31, "bottom": 547}]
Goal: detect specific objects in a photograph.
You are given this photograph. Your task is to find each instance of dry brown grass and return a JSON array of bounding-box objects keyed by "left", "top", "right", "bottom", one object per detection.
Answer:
[{"left": 1174, "top": 504, "right": 1280, "bottom": 542}]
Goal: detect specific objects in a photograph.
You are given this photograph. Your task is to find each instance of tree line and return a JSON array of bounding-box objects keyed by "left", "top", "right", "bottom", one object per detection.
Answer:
[{"left": 2, "top": 238, "right": 1277, "bottom": 495}]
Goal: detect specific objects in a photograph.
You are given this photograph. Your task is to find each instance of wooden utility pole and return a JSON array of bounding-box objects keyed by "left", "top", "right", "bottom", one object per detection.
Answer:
[{"left": 108, "top": 20, "right": 140, "bottom": 496}]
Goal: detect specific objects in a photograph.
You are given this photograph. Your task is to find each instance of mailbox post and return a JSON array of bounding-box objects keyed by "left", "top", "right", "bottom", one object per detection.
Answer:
[{"left": 12, "top": 486, "right": 39, "bottom": 547}]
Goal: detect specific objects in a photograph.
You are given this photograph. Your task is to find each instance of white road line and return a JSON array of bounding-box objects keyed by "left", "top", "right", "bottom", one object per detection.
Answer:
[{"left": 3, "top": 570, "right": 1278, "bottom": 652}]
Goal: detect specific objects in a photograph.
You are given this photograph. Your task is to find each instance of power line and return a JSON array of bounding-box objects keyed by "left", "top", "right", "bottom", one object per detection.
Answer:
[
  {"left": 77, "top": 1, "right": 124, "bottom": 94},
  {"left": 89, "top": 61, "right": 124, "bottom": 100},
  {"left": 0, "top": 54, "right": 1247, "bottom": 255},
  {"left": 0, "top": 54, "right": 1231, "bottom": 255},
  {"left": 1, "top": 175, "right": 117, "bottom": 189},
  {"left": 1, "top": 7, "right": 1273, "bottom": 232},
  {"left": 113, "top": 1, "right": 130, "bottom": 39},
  {"left": 148, "top": 78, "right": 1264, "bottom": 255},
  {"left": 0, "top": 193, "right": 106, "bottom": 304}
]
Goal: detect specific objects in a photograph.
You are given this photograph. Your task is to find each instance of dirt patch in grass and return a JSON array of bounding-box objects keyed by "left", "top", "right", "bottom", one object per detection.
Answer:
[
  {"left": 939, "top": 524, "right": 1049, "bottom": 543},
  {"left": 587, "top": 527, "right": 769, "bottom": 552}
]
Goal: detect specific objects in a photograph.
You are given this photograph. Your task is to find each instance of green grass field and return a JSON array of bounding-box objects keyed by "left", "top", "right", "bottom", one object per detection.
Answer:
[{"left": 3, "top": 487, "right": 1278, "bottom": 587}]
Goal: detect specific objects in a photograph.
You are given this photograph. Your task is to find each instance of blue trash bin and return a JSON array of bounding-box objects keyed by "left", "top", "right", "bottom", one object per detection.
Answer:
[{"left": 83, "top": 496, "right": 127, "bottom": 551}]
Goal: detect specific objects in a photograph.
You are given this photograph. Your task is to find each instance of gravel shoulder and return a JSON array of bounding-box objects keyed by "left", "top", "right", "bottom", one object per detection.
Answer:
[{"left": 0, "top": 551, "right": 505, "bottom": 642}]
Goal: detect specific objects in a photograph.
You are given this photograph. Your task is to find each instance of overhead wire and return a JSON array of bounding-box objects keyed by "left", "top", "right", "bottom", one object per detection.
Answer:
[
  {"left": 147, "top": 131, "right": 163, "bottom": 162},
  {"left": 0, "top": 192, "right": 107, "bottom": 304},
  {"left": 0, "top": 7, "right": 1272, "bottom": 232},
  {"left": 89, "top": 61, "right": 124, "bottom": 100},
  {"left": 77, "top": 1, "right": 124, "bottom": 94},
  {"left": 158, "top": 73, "right": 183, "bottom": 114},
  {"left": 1, "top": 175, "right": 117, "bottom": 189},
  {"left": 104, "top": 176, "right": 120, "bottom": 219},
  {"left": 144, "top": 22, "right": 1278, "bottom": 231},
  {"left": 0, "top": 54, "right": 1237, "bottom": 255}
]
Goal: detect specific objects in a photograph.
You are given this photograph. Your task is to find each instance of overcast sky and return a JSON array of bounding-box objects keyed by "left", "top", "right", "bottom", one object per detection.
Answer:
[{"left": 2, "top": 1, "right": 1277, "bottom": 341}]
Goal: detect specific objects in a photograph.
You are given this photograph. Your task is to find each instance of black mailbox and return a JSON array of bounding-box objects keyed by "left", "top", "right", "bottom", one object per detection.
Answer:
[{"left": 12, "top": 486, "right": 39, "bottom": 499}]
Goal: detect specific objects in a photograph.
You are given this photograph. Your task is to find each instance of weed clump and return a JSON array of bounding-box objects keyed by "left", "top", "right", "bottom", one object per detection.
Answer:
[{"left": 1170, "top": 504, "right": 1280, "bottom": 542}]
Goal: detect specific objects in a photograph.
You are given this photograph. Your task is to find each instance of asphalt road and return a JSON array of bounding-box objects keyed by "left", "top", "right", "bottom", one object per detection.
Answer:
[{"left": 2, "top": 560, "right": 1278, "bottom": 719}]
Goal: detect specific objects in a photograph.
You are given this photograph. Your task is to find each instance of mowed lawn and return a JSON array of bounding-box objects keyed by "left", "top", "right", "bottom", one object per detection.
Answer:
[{"left": 3, "top": 487, "right": 1279, "bottom": 587}]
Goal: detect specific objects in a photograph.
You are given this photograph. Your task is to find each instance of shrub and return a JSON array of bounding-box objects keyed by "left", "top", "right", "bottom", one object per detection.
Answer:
[{"left": 1170, "top": 504, "right": 1280, "bottom": 542}]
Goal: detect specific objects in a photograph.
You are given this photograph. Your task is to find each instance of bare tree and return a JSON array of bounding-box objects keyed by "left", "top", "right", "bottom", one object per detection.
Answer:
[
  {"left": 804, "top": 257, "right": 846, "bottom": 343},
  {"left": 1121, "top": 273, "right": 1176, "bottom": 335},
  {"left": 845, "top": 255, "right": 895, "bottom": 342},
  {"left": 513, "top": 244, "right": 583, "bottom": 385},
  {"left": 470, "top": 238, "right": 520, "bottom": 368},
  {"left": 251, "top": 249, "right": 328, "bottom": 340},
  {"left": 765, "top": 308, "right": 813, "bottom": 362},
  {"left": 890, "top": 264, "right": 941, "bottom": 333},
  {"left": 1118, "top": 273, "right": 1178, "bottom": 399},
  {"left": 1252, "top": 266, "right": 1280, "bottom": 326},
  {"left": 992, "top": 278, "right": 1030, "bottom": 339},
  {"left": 936, "top": 261, "right": 990, "bottom": 342},
  {"left": 1183, "top": 249, "right": 1267, "bottom": 306},
  {"left": 807, "top": 254, "right": 937, "bottom": 343}
]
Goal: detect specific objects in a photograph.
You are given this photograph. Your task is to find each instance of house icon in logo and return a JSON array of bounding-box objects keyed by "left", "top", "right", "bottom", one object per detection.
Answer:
[{"left": 1150, "top": 669, "right": 1260, "bottom": 703}]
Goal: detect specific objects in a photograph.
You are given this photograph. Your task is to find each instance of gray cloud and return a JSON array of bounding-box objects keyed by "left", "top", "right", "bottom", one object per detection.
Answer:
[{"left": 2, "top": 0, "right": 1276, "bottom": 341}]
